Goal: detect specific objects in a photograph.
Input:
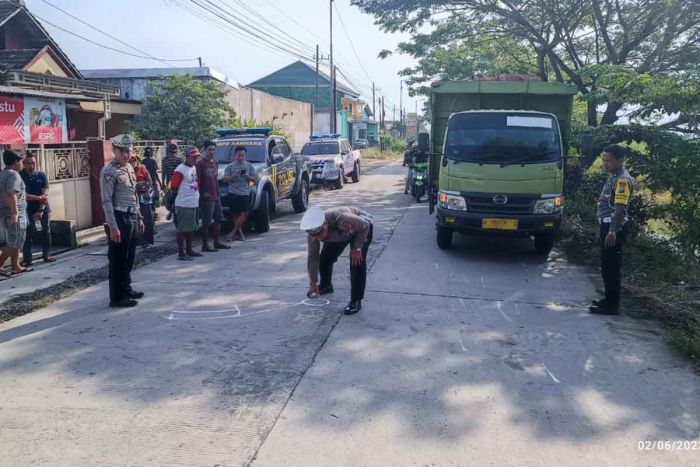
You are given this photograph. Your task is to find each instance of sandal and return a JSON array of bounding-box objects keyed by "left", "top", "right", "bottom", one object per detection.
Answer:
[
  {"left": 213, "top": 244, "right": 230, "bottom": 249},
  {"left": 11, "top": 267, "right": 33, "bottom": 275},
  {"left": 0, "top": 269, "right": 11, "bottom": 278},
  {"left": 201, "top": 247, "right": 218, "bottom": 253}
]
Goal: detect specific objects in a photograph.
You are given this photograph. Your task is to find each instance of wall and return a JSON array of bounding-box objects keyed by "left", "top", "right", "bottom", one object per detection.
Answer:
[
  {"left": 25, "top": 52, "right": 69, "bottom": 77},
  {"left": 313, "top": 112, "right": 331, "bottom": 134}
]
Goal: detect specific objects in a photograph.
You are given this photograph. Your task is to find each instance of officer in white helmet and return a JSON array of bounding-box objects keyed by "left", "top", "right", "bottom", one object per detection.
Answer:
[{"left": 301, "top": 205, "right": 374, "bottom": 315}]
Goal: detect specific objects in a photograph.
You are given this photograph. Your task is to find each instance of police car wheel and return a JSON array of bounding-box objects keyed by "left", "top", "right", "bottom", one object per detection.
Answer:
[
  {"left": 334, "top": 169, "right": 344, "bottom": 189},
  {"left": 292, "top": 178, "right": 309, "bottom": 213},
  {"left": 255, "top": 191, "right": 271, "bottom": 233}
]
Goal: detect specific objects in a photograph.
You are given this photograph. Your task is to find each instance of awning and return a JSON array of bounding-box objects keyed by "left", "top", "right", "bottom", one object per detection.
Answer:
[{"left": 0, "top": 84, "right": 98, "bottom": 101}]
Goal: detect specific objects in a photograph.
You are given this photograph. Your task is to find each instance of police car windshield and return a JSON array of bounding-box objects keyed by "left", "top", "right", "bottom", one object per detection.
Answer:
[
  {"left": 301, "top": 142, "right": 339, "bottom": 155},
  {"left": 445, "top": 113, "right": 561, "bottom": 164},
  {"left": 214, "top": 140, "right": 267, "bottom": 164}
]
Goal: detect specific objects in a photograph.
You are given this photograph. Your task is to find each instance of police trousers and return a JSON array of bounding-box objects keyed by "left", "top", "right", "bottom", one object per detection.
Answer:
[
  {"left": 319, "top": 224, "right": 373, "bottom": 302},
  {"left": 599, "top": 222, "right": 628, "bottom": 309},
  {"left": 107, "top": 211, "right": 138, "bottom": 303}
]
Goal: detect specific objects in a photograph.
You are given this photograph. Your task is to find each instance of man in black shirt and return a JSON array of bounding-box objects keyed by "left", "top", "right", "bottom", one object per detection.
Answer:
[{"left": 20, "top": 154, "right": 55, "bottom": 266}]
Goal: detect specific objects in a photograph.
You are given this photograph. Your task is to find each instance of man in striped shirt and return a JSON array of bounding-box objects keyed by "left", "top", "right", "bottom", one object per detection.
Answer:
[
  {"left": 0, "top": 150, "right": 29, "bottom": 277},
  {"left": 162, "top": 143, "right": 183, "bottom": 220}
]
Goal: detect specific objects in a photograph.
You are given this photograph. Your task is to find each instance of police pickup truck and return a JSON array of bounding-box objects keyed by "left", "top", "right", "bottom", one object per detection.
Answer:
[
  {"left": 301, "top": 135, "right": 361, "bottom": 189},
  {"left": 214, "top": 128, "right": 310, "bottom": 232}
]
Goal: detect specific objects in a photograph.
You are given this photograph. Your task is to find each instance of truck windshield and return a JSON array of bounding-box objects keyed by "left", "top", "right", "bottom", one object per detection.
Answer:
[
  {"left": 445, "top": 113, "right": 561, "bottom": 164},
  {"left": 215, "top": 140, "right": 267, "bottom": 164},
  {"left": 301, "top": 142, "right": 339, "bottom": 155}
]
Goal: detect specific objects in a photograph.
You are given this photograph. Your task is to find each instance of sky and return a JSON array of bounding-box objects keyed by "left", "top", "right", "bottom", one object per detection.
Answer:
[{"left": 23, "top": 0, "right": 424, "bottom": 118}]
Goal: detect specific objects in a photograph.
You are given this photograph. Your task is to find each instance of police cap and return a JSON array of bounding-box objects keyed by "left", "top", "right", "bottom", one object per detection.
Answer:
[
  {"left": 111, "top": 134, "right": 136, "bottom": 150},
  {"left": 300, "top": 205, "right": 325, "bottom": 234}
]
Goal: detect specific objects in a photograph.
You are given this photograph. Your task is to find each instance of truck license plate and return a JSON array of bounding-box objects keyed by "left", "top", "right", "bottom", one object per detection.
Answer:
[{"left": 482, "top": 219, "right": 518, "bottom": 230}]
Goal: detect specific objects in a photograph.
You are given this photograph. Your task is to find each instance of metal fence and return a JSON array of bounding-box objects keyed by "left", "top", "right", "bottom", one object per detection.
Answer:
[{"left": 25, "top": 142, "right": 91, "bottom": 181}]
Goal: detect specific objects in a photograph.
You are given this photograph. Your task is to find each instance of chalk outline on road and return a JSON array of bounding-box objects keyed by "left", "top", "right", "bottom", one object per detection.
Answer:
[{"left": 166, "top": 298, "right": 330, "bottom": 321}]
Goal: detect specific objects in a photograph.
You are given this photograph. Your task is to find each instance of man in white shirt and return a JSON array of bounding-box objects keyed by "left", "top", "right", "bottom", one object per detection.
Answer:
[{"left": 169, "top": 147, "right": 202, "bottom": 261}]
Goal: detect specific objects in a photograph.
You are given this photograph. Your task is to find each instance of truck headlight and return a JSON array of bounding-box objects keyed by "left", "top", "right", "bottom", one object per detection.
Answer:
[
  {"left": 533, "top": 196, "right": 562, "bottom": 214},
  {"left": 438, "top": 191, "right": 467, "bottom": 211}
]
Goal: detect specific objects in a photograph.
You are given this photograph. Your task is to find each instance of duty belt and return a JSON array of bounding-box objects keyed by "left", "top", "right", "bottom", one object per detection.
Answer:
[
  {"left": 114, "top": 206, "right": 138, "bottom": 214},
  {"left": 599, "top": 216, "right": 612, "bottom": 224}
]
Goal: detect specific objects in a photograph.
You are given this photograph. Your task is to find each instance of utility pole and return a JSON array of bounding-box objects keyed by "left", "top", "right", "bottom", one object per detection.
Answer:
[
  {"left": 399, "top": 80, "right": 403, "bottom": 138},
  {"left": 198, "top": 57, "right": 202, "bottom": 67},
  {"left": 372, "top": 82, "right": 376, "bottom": 121},
  {"left": 329, "top": 0, "right": 335, "bottom": 133},
  {"left": 315, "top": 45, "right": 320, "bottom": 118},
  {"left": 393, "top": 104, "right": 396, "bottom": 130}
]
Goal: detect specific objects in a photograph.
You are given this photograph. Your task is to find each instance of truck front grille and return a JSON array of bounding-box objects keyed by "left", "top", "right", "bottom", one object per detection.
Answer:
[{"left": 465, "top": 194, "right": 536, "bottom": 215}]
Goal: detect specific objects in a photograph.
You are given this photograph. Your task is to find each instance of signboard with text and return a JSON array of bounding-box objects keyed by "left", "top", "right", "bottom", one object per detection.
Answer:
[{"left": 0, "top": 94, "right": 67, "bottom": 144}]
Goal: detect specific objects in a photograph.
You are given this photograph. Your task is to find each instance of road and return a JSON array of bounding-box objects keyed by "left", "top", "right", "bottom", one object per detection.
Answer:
[{"left": 1, "top": 163, "right": 698, "bottom": 466}]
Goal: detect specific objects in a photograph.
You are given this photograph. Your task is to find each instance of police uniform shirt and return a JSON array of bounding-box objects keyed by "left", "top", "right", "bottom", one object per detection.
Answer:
[
  {"left": 307, "top": 206, "right": 373, "bottom": 283},
  {"left": 597, "top": 168, "right": 634, "bottom": 233},
  {"left": 100, "top": 160, "right": 140, "bottom": 230}
]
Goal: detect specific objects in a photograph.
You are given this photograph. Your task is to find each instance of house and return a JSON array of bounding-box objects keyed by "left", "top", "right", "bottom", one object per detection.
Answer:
[
  {"left": 0, "top": 0, "right": 138, "bottom": 143},
  {"left": 248, "top": 61, "right": 361, "bottom": 134},
  {"left": 82, "top": 66, "right": 313, "bottom": 150}
]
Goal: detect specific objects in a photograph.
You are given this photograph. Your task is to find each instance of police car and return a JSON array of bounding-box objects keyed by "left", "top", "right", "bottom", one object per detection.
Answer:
[
  {"left": 301, "top": 134, "right": 361, "bottom": 189},
  {"left": 214, "top": 128, "right": 311, "bottom": 232}
]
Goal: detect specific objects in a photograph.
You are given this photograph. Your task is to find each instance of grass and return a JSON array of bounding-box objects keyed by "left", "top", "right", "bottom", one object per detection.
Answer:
[
  {"left": 558, "top": 217, "right": 700, "bottom": 370},
  {"left": 362, "top": 148, "right": 403, "bottom": 162}
]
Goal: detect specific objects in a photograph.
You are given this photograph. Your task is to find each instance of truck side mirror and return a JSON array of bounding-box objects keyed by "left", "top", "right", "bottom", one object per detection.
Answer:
[{"left": 418, "top": 132, "right": 430, "bottom": 152}]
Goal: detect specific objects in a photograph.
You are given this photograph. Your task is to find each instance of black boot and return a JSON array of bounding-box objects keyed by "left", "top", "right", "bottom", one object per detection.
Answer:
[
  {"left": 125, "top": 289, "right": 144, "bottom": 299},
  {"left": 344, "top": 300, "right": 361, "bottom": 315},
  {"left": 589, "top": 304, "right": 619, "bottom": 315},
  {"left": 591, "top": 298, "right": 607, "bottom": 308},
  {"left": 319, "top": 284, "right": 334, "bottom": 295}
]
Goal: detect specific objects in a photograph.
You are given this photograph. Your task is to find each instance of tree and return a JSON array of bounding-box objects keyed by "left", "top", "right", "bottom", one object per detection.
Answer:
[
  {"left": 354, "top": 0, "right": 700, "bottom": 125},
  {"left": 131, "top": 74, "right": 234, "bottom": 145}
]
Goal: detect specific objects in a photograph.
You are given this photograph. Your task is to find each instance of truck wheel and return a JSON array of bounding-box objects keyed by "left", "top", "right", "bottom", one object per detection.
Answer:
[
  {"left": 334, "top": 168, "right": 344, "bottom": 189},
  {"left": 292, "top": 178, "right": 309, "bottom": 213},
  {"left": 351, "top": 162, "right": 360, "bottom": 182},
  {"left": 254, "top": 190, "right": 270, "bottom": 233},
  {"left": 534, "top": 233, "right": 555, "bottom": 256},
  {"left": 437, "top": 226, "right": 453, "bottom": 249}
]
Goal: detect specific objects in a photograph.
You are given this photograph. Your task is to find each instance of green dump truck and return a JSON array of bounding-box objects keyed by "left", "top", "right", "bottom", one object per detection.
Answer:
[{"left": 420, "top": 80, "right": 577, "bottom": 254}]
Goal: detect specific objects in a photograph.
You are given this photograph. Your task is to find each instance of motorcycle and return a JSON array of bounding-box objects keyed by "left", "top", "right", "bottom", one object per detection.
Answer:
[{"left": 405, "top": 161, "right": 428, "bottom": 202}]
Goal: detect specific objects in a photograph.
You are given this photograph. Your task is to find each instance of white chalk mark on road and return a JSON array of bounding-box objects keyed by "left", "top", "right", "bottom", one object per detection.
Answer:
[
  {"left": 434, "top": 263, "right": 439, "bottom": 270},
  {"left": 543, "top": 364, "right": 561, "bottom": 383},
  {"left": 514, "top": 302, "right": 521, "bottom": 315},
  {"left": 458, "top": 338, "right": 468, "bottom": 352},
  {"left": 458, "top": 298, "right": 469, "bottom": 312},
  {"left": 496, "top": 301, "right": 513, "bottom": 322},
  {"left": 167, "top": 299, "right": 329, "bottom": 321}
]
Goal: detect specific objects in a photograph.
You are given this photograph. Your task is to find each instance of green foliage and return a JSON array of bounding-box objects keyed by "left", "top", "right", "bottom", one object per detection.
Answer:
[
  {"left": 381, "top": 133, "right": 407, "bottom": 152},
  {"left": 131, "top": 74, "right": 235, "bottom": 145}
]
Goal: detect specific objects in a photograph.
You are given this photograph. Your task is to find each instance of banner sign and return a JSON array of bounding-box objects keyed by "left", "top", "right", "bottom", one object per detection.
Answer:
[{"left": 0, "top": 94, "right": 67, "bottom": 144}]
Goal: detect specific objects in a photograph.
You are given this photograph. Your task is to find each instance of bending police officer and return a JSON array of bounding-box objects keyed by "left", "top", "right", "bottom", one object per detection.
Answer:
[
  {"left": 301, "top": 206, "right": 373, "bottom": 315},
  {"left": 590, "top": 144, "right": 634, "bottom": 315},
  {"left": 100, "top": 134, "right": 145, "bottom": 308}
]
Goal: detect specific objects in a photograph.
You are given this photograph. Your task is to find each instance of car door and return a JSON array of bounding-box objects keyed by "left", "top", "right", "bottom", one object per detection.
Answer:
[{"left": 271, "top": 138, "right": 294, "bottom": 198}]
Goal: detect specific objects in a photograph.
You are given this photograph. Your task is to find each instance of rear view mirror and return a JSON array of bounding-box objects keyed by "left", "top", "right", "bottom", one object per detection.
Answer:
[
  {"left": 418, "top": 132, "right": 430, "bottom": 152},
  {"left": 272, "top": 154, "right": 284, "bottom": 164}
]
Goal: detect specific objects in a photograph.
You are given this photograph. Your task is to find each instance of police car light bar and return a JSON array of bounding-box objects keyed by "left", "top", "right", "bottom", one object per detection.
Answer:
[
  {"left": 216, "top": 128, "right": 272, "bottom": 137},
  {"left": 310, "top": 133, "right": 341, "bottom": 140}
]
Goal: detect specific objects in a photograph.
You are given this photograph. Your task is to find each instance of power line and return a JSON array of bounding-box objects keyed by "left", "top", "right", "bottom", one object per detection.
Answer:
[
  {"left": 186, "top": 0, "right": 313, "bottom": 61},
  {"left": 36, "top": 0, "right": 198, "bottom": 67},
  {"left": 333, "top": 1, "right": 373, "bottom": 85}
]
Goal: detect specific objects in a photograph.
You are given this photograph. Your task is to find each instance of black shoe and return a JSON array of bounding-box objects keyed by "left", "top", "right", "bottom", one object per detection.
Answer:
[
  {"left": 344, "top": 300, "right": 362, "bottom": 315},
  {"left": 589, "top": 304, "right": 620, "bottom": 315},
  {"left": 591, "top": 298, "right": 607, "bottom": 308},
  {"left": 109, "top": 298, "right": 138, "bottom": 308},
  {"left": 319, "top": 285, "right": 334, "bottom": 295},
  {"left": 125, "top": 289, "right": 144, "bottom": 299}
]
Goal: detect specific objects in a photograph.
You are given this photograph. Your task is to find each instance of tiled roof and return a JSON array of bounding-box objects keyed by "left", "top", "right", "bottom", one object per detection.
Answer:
[
  {"left": 0, "top": 48, "right": 41, "bottom": 71},
  {"left": 0, "top": 2, "right": 19, "bottom": 25}
]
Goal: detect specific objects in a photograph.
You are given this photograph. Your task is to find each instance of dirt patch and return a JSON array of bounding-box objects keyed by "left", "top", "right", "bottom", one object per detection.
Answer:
[
  {"left": 0, "top": 241, "right": 178, "bottom": 323},
  {"left": 557, "top": 221, "right": 700, "bottom": 371}
]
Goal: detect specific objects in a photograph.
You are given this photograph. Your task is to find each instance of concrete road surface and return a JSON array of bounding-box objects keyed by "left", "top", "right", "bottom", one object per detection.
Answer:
[{"left": 1, "top": 163, "right": 698, "bottom": 466}]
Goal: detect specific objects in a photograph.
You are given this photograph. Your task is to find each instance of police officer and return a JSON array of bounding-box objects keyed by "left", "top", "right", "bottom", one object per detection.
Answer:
[
  {"left": 590, "top": 144, "right": 634, "bottom": 315},
  {"left": 100, "top": 134, "right": 145, "bottom": 308},
  {"left": 301, "top": 205, "right": 373, "bottom": 315}
]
